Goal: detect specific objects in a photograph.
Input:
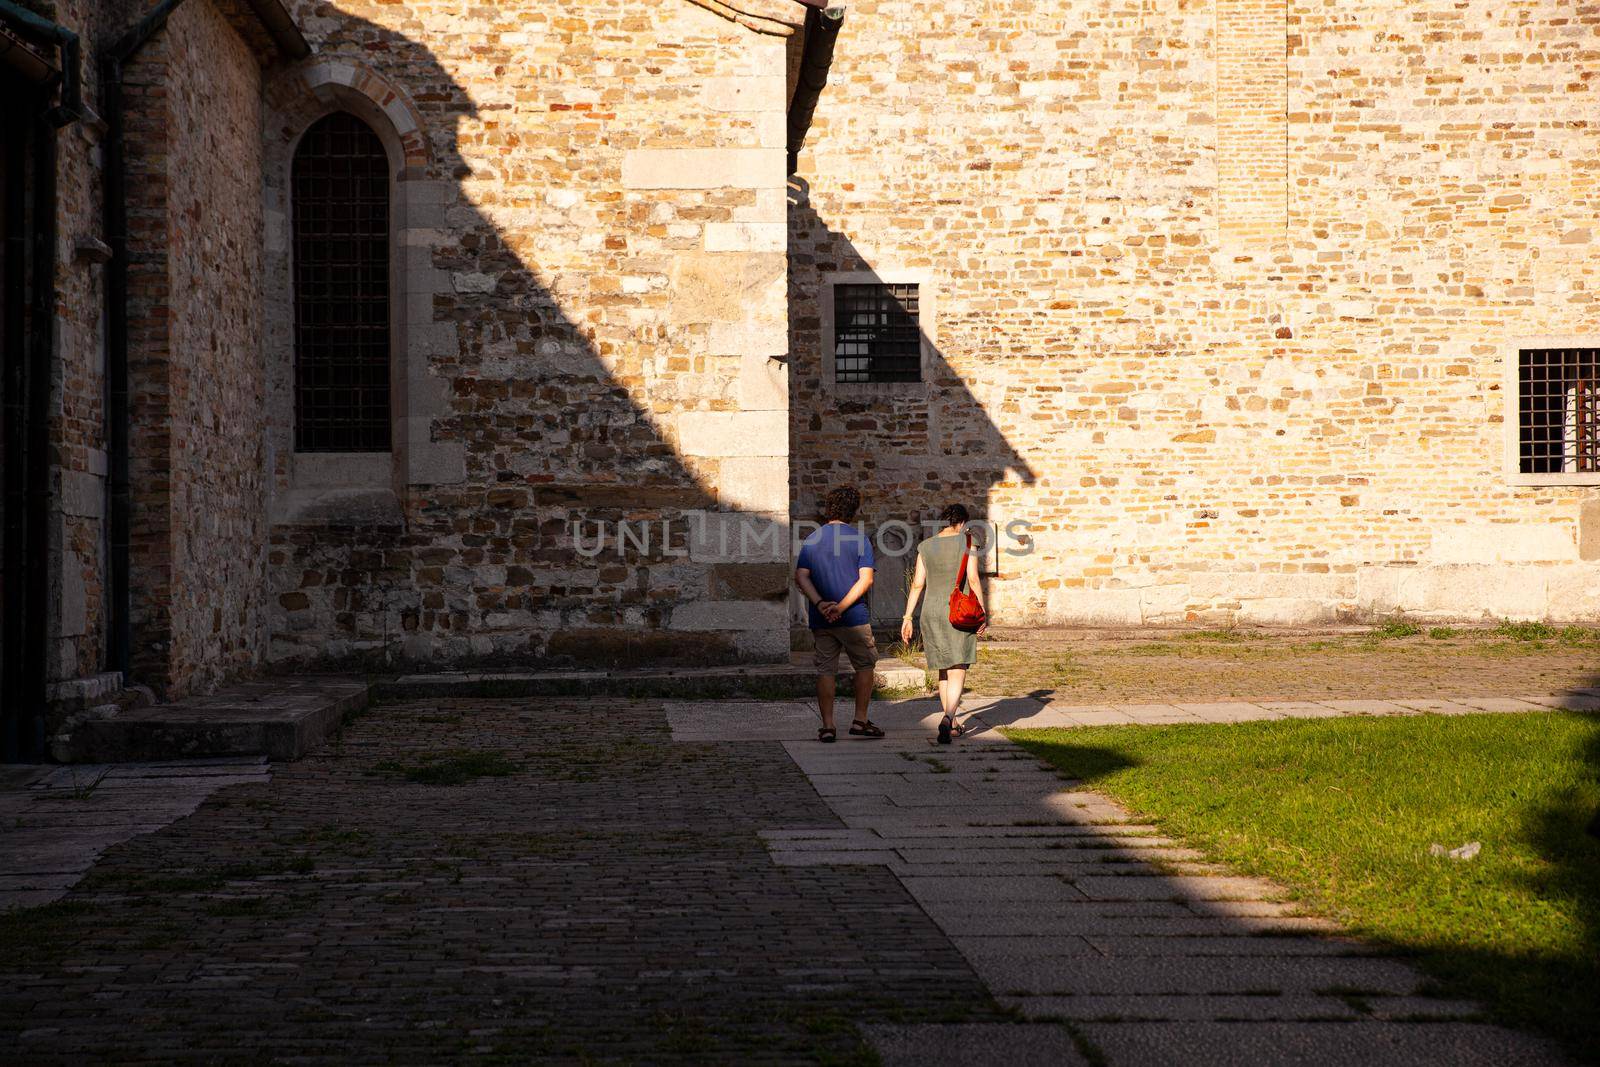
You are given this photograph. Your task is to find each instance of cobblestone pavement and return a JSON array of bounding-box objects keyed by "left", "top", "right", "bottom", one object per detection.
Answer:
[
  {"left": 1, "top": 694, "right": 1580, "bottom": 1065},
  {"left": 0, "top": 699, "right": 1005, "bottom": 1063}
]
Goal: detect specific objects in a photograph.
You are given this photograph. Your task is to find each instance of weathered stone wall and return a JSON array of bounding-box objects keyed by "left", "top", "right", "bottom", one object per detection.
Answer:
[
  {"left": 792, "top": 0, "right": 1600, "bottom": 626},
  {"left": 42, "top": 0, "right": 117, "bottom": 695},
  {"left": 263, "top": 0, "right": 793, "bottom": 668},
  {"left": 125, "top": 0, "right": 270, "bottom": 696}
]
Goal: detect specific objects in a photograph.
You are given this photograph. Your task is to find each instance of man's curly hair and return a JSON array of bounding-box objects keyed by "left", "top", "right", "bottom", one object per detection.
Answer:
[{"left": 821, "top": 486, "right": 861, "bottom": 523}]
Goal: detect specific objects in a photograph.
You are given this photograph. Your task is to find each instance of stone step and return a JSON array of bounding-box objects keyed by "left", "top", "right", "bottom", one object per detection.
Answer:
[
  {"left": 56, "top": 677, "right": 367, "bottom": 764},
  {"left": 55, "top": 657, "right": 926, "bottom": 763},
  {"left": 375, "top": 654, "right": 926, "bottom": 700}
]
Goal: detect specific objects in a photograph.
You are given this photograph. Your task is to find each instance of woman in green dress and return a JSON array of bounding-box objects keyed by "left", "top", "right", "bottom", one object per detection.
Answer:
[{"left": 900, "top": 504, "right": 988, "bottom": 744}]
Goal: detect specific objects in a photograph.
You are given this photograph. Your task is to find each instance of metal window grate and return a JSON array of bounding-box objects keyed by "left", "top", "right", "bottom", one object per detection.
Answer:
[
  {"left": 834, "top": 283, "right": 921, "bottom": 383},
  {"left": 1519, "top": 348, "right": 1600, "bottom": 474},
  {"left": 293, "top": 112, "right": 391, "bottom": 453}
]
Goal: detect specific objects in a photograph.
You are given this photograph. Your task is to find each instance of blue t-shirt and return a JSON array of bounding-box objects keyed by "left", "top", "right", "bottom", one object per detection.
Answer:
[{"left": 796, "top": 523, "right": 875, "bottom": 630}]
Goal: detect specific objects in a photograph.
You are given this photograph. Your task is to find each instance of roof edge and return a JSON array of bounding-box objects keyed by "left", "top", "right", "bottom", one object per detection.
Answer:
[
  {"left": 239, "top": 0, "right": 311, "bottom": 61},
  {"left": 681, "top": 0, "right": 806, "bottom": 37}
]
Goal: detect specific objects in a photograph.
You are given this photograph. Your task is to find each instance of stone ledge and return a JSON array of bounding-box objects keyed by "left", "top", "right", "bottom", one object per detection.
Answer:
[
  {"left": 56, "top": 677, "right": 368, "bottom": 764},
  {"left": 376, "top": 655, "right": 926, "bottom": 701},
  {"left": 53, "top": 658, "right": 930, "bottom": 762}
]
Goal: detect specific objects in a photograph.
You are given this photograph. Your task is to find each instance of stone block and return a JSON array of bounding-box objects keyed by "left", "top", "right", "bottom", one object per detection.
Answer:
[
  {"left": 1429, "top": 523, "right": 1576, "bottom": 565},
  {"left": 716, "top": 456, "right": 790, "bottom": 515},
  {"left": 677, "top": 411, "right": 788, "bottom": 458},
  {"left": 669, "top": 252, "right": 785, "bottom": 325},
  {"left": 1237, "top": 597, "right": 1336, "bottom": 626},
  {"left": 1046, "top": 587, "right": 1143, "bottom": 626},
  {"left": 1358, "top": 564, "right": 1549, "bottom": 620},
  {"left": 407, "top": 442, "right": 467, "bottom": 486},
  {"left": 704, "top": 222, "right": 786, "bottom": 253},
  {"left": 688, "top": 511, "right": 789, "bottom": 563},
  {"left": 58, "top": 469, "right": 104, "bottom": 519},
  {"left": 674, "top": 599, "right": 789, "bottom": 632},
  {"left": 710, "top": 562, "right": 791, "bottom": 601},
  {"left": 1581, "top": 497, "right": 1600, "bottom": 562},
  {"left": 736, "top": 351, "right": 788, "bottom": 412},
  {"left": 621, "top": 148, "right": 785, "bottom": 190},
  {"left": 700, "top": 75, "right": 785, "bottom": 112},
  {"left": 1547, "top": 566, "right": 1600, "bottom": 620},
  {"left": 1138, "top": 583, "right": 1190, "bottom": 620}
]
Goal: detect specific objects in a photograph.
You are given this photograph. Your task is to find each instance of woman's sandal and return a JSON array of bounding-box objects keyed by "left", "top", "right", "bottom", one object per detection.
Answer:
[
  {"left": 937, "top": 715, "right": 965, "bottom": 745},
  {"left": 818, "top": 727, "right": 837, "bottom": 743},
  {"left": 848, "top": 719, "right": 885, "bottom": 739}
]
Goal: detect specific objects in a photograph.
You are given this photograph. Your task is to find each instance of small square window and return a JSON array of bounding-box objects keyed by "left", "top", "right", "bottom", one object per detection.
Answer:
[
  {"left": 834, "top": 283, "right": 921, "bottom": 384},
  {"left": 1518, "top": 347, "right": 1600, "bottom": 475}
]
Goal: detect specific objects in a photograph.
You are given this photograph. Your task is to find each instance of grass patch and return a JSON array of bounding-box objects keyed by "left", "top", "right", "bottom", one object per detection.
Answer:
[
  {"left": 1428, "top": 626, "right": 1459, "bottom": 640},
  {"left": 370, "top": 749, "right": 520, "bottom": 786},
  {"left": 1007, "top": 713, "right": 1600, "bottom": 1061},
  {"left": 1369, "top": 619, "right": 1422, "bottom": 639},
  {"left": 1180, "top": 628, "right": 1246, "bottom": 643},
  {"left": 1493, "top": 619, "right": 1559, "bottom": 642}
]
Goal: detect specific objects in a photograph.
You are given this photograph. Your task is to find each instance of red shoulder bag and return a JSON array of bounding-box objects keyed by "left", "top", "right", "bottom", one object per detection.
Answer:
[{"left": 947, "top": 535, "right": 987, "bottom": 633}]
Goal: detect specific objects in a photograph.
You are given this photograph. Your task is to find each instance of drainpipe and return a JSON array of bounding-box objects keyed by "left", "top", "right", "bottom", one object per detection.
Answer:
[
  {"left": 785, "top": 4, "right": 844, "bottom": 174},
  {"left": 103, "top": 0, "right": 190, "bottom": 681}
]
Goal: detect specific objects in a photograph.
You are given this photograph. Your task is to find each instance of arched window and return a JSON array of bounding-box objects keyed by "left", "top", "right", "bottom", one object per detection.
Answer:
[{"left": 292, "top": 112, "right": 391, "bottom": 452}]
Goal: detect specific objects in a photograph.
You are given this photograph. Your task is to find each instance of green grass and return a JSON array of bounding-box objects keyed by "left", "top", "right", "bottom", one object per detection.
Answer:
[
  {"left": 1007, "top": 713, "right": 1600, "bottom": 1060},
  {"left": 371, "top": 749, "right": 521, "bottom": 786},
  {"left": 1369, "top": 618, "right": 1422, "bottom": 639}
]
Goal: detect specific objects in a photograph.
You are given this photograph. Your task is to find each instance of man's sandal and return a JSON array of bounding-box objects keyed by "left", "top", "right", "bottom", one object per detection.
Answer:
[
  {"left": 848, "top": 719, "right": 884, "bottom": 739},
  {"left": 818, "top": 727, "right": 837, "bottom": 743}
]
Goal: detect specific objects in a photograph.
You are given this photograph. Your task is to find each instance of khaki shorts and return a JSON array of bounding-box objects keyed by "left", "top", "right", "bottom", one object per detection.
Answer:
[{"left": 813, "top": 624, "right": 879, "bottom": 674}]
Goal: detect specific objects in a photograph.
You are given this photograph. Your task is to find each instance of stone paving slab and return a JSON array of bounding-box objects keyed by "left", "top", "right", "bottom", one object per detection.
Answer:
[
  {"left": 0, "top": 757, "right": 272, "bottom": 912},
  {"left": 977, "top": 956, "right": 1428, "bottom": 997},
  {"left": 1078, "top": 1021, "right": 1560, "bottom": 1066},
  {"left": 757, "top": 707, "right": 1565, "bottom": 1065},
  {"left": 1004, "top": 993, "right": 1364, "bottom": 1021},
  {"left": 864, "top": 1022, "right": 1089, "bottom": 1067},
  {"left": 670, "top": 690, "right": 1600, "bottom": 748}
]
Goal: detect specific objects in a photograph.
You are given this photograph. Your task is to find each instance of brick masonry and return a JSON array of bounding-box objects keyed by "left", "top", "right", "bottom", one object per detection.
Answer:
[
  {"left": 791, "top": 0, "right": 1600, "bottom": 627},
  {"left": 124, "top": 0, "right": 273, "bottom": 698},
  {"left": 258, "top": 0, "right": 794, "bottom": 672},
  {"left": 31, "top": 0, "right": 1600, "bottom": 722}
]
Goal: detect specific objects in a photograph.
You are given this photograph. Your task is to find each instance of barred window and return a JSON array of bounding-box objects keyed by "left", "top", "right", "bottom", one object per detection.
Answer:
[
  {"left": 1519, "top": 348, "right": 1599, "bottom": 474},
  {"left": 292, "top": 112, "right": 391, "bottom": 452},
  {"left": 834, "top": 283, "right": 921, "bottom": 384}
]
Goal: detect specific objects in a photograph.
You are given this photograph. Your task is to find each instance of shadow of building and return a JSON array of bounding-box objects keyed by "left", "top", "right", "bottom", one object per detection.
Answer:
[{"left": 119, "top": 2, "right": 798, "bottom": 692}]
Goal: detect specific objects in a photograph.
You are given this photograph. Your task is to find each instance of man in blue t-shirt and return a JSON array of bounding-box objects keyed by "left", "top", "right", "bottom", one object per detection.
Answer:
[{"left": 795, "top": 486, "right": 881, "bottom": 743}]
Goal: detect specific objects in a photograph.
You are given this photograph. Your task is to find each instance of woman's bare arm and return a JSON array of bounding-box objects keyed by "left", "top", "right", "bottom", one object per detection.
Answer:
[{"left": 900, "top": 553, "right": 927, "bottom": 642}]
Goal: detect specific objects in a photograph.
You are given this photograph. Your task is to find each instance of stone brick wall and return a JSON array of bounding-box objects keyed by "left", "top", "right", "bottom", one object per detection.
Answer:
[
  {"left": 43, "top": 0, "right": 115, "bottom": 691},
  {"left": 263, "top": 0, "right": 793, "bottom": 669},
  {"left": 791, "top": 0, "right": 1600, "bottom": 626},
  {"left": 125, "top": 0, "right": 271, "bottom": 696}
]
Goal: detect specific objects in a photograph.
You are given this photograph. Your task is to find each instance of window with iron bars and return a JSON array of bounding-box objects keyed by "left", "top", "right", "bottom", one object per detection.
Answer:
[
  {"left": 1518, "top": 348, "right": 1600, "bottom": 475},
  {"left": 292, "top": 111, "right": 391, "bottom": 453},
  {"left": 834, "top": 283, "right": 921, "bottom": 384}
]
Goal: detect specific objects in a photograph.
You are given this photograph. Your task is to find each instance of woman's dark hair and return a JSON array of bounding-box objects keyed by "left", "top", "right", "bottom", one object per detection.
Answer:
[
  {"left": 822, "top": 486, "right": 861, "bottom": 523},
  {"left": 940, "top": 503, "right": 970, "bottom": 528}
]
